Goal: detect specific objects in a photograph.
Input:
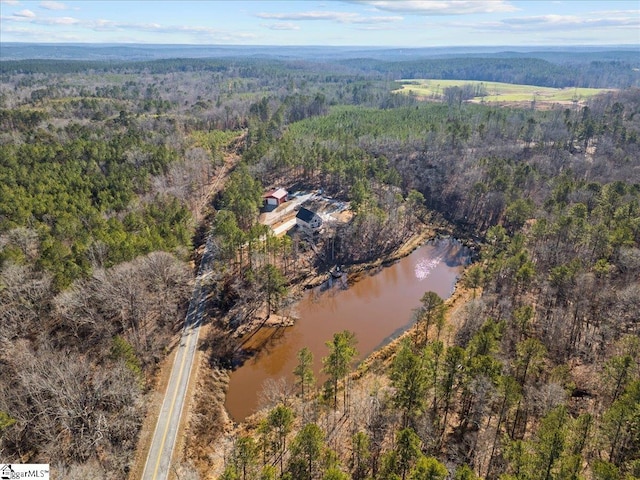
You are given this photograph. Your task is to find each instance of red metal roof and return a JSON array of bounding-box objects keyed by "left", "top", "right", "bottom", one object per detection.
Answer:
[{"left": 263, "top": 188, "right": 288, "bottom": 199}]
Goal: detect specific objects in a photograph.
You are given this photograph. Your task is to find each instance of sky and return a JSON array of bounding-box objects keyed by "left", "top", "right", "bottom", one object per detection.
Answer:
[{"left": 0, "top": 0, "right": 639, "bottom": 47}]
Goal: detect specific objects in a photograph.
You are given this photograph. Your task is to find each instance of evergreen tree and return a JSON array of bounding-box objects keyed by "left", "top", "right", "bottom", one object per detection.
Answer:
[
  {"left": 350, "top": 431, "right": 371, "bottom": 480},
  {"left": 409, "top": 456, "right": 448, "bottom": 480},
  {"left": 294, "top": 347, "right": 315, "bottom": 401},
  {"left": 390, "top": 340, "right": 429, "bottom": 427},
  {"left": 417, "top": 292, "right": 445, "bottom": 345},
  {"left": 396, "top": 428, "right": 422, "bottom": 480},
  {"left": 289, "top": 423, "right": 325, "bottom": 480},
  {"left": 322, "top": 330, "right": 358, "bottom": 410},
  {"left": 532, "top": 406, "right": 568, "bottom": 480},
  {"left": 600, "top": 380, "right": 640, "bottom": 466},
  {"left": 259, "top": 264, "right": 287, "bottom": 318},
  {"left": 267, "top": 404, "right": 294, "bottom": 475}
]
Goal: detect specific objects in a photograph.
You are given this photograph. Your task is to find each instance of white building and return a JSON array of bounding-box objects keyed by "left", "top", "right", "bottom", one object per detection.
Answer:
[{"left": 296, "top": 207, "right": 322, "bottom": 230}]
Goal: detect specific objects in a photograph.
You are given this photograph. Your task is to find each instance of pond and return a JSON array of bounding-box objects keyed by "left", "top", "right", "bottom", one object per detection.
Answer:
[{"left": 225, "top": 238, "right": 470, "bottom": 421}]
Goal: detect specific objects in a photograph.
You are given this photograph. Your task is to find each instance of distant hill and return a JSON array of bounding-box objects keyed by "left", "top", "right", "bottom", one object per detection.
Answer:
[
  {"left": 1, "top": 42, "right": 638, "bottom": 63},
  {"left": 1, "top": 44, "right": 638, "bottom": 89}
]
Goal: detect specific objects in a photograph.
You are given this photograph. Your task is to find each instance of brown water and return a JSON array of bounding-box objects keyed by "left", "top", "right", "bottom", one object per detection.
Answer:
[{"left": 225, "top": 238, "right": 469, "bottom": 421}]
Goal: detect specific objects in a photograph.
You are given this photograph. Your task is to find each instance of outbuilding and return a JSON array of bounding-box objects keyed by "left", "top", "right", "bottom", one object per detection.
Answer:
[{"left": 263, "top": 188, "right": 288, "bottom": 207}]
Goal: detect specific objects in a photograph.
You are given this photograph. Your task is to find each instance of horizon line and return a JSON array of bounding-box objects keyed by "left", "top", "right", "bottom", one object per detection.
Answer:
[{"left": 2, "top": 41, "right": 638, "bottom": 49}]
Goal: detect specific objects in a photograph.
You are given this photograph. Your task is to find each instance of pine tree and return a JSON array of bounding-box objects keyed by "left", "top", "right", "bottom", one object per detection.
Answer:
[
  {"left": 417, "top": 291, "right": 445, "bottom": 345},
  {"left": 396, "top": 428, "right": 422, "bottom": 480},
  {"left": 409, "top": 456, "right": 448, "bottom": 480},
  {"left": 294, "top": 347, "right": 315, "bottom": 401},
  {"left": 289, "top": 423, "right": 325, "bottom": 480},
  {"left": 322, "top": 330, "right": 358, "bottom": 410},
  {"left": 350, "top": 431, "right": 371, "bottom": 480},
  {"left": 391, "top": 340, "right": 429, "bottom": 427},
  {"left": 267, "top": 404, "right": 294, "bottom": 475}
]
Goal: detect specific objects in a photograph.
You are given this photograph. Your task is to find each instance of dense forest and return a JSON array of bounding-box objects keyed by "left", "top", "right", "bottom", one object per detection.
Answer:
[
  {"left": 3, "top": 52, "right": 639, "bottom": 88},
  {"left": 0, "top": 50, "right": 639, "bottom": 479},
  {"left": 209, "top": 82, "right": 640, "bottom": 480}
]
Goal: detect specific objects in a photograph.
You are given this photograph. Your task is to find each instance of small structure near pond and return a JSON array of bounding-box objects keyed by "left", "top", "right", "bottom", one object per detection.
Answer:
[{"left": 331, "top": 265, "right": 345, "bottom": 278}]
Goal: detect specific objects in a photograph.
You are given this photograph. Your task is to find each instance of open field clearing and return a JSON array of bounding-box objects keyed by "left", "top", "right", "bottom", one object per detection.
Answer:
[{"left": 396, "top": 78, "right": 613, "bottom": 105}]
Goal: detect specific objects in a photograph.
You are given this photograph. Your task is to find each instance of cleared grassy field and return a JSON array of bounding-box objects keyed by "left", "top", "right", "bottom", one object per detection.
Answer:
[{"left": 396, "top": 79, "right": 612, "bottom": 104}]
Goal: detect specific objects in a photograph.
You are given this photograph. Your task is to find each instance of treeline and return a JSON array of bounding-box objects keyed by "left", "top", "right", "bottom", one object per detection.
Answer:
[
  {"left": 0, "top": 250, "right": 191, "bottom": 477},
  {"left": 342, "top": 57, "right": 639, "bottom": 89},
  {"left": 3, "top": 54, "right": 637, "bottom": 89},
  {"left": 1, "top": 58, "right": 234, "bottom": 75},
  {"left": 0, "top": 57, "right": 354, "bottom": 78}
]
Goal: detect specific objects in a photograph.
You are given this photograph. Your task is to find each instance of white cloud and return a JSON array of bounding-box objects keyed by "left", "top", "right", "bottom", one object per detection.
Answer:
[
  {"left": 262, "top": 22, "right": 301, "bottom": 31},
  {"left": 83, "top": 18, "right": 257, "bottom": 42},
  {"left": 587, "top": 9, "right": 640, "bottom": 16},
  {"left": 4, "top": 13, "right": 81, "bottom": 25},
  {"left": 14, "top": 9, "right": 36, "bottom": 18},
  {"left": 46, "top": 16, "right": 78, "bottom": 24},
  {"left": 352, "top": 0, "right": 518, "bottom": 15},
  {"left": 1, "top": 12, "right": 256, "bottom": 41},
  {"left": 257, "top": 11, "right": 359, "bottom": 22},
  {"left": 40, "top": 1, "right": 67, "bottom": 10},
  {"left": 352, "top": 15, "right": 403, "bottom": 24},
  {"left": 256, "top": 10, "right": 402, "bottom": 24},
  {"left": 0, "top": 25, "right": 33, "bottom": 35},
  {"left": 354, "top": 24, "right": 400, "bottom": 31},
  {"left": 488, "top": 13, "right": 640, "bottom": 31},
  {"left": 0, "top": 0, "right": 21, "bottom": 5},
  {"left": 0, "top": 25, "right": 82, "bottom": 41}
]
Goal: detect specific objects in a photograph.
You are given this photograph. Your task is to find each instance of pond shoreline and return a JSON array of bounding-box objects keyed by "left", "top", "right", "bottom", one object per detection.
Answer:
[
  {"left": 225, "top": 230, "right": 470, "bottom": 421},
  {"left": 184, "top": 224, "right": 476, "bottom": 476},
  {"left": 235, "top": 225, "right": 440, "bottom": 336}
]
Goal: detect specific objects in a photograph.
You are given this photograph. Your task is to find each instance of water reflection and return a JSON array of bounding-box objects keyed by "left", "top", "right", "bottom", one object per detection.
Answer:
[{"left": 225, "top": 238, "right": 469, "bottom": 421}]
